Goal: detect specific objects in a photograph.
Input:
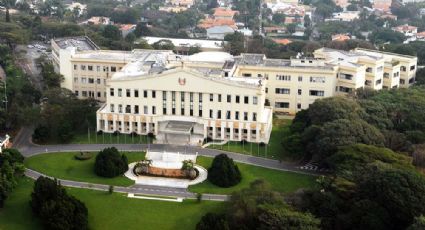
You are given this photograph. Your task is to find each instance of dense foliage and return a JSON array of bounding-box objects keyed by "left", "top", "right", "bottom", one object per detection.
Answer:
[
  {"left": 207, "top": 154, "right": 241, "bottom": 187},
  {"left": 30, "top": 176, "right": 88, "bottom": 230},
  {"left": 0, "top": 148, "right": 24, "bottom": 207},
  {"left": 198, "top": 180, "right": 320, "bottom": 230},
  {"left": 94, "top": 147, "right": 128, "bottom": 178}
]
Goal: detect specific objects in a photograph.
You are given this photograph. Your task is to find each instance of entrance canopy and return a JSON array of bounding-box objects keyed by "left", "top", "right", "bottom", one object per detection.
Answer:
[{"left": 162, "top": 121, "right": 195, "bottom": 134}]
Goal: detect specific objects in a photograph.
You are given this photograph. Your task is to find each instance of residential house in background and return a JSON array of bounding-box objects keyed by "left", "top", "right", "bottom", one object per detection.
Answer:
[{"left": 206, "top": 25, "right": 235, "bottom": 40}]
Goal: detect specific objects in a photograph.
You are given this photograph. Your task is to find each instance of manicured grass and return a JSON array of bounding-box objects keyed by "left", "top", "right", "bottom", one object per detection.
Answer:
[
  {"left": 24, "top": 152, "right": 146, "bottom": 187},
  {"left": 0, "top": 178, "right": 42, "bottom": 230},
  {"left": 0, "top": 178, "right": 225, "bottom": 230},
  {"left": 70, "top": 130, "right": 154, "bottom": 144},
  {"left": 207, "top": 119, "right": 294, "bottom": 160},
  {"left": 190, "top": 156, "right": 316, "bottom": 195}
]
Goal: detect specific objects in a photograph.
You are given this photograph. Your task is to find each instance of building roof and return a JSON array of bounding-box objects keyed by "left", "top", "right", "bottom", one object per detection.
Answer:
[
  {"left": 392, "top": 24, "right": 418, "bottom": 32},
  {"left": 213, "top": 7, "right": 238, "bottom": 18},
  {"left": 206, "top": 25, "right": 235, "bottom": 34},
  {"left": 273, "top": 38, "right": 292, "bottom": 45},
  {"left": 198, "top": 18, "right": 237, "bottom": 29},
  {"left": 119, "top": 24, "right": 136, "bottom": 31},
  {"left": 185, "top": 51, "right": 233, "bottom": 63},
  {"left": 53, "top": 36, "right": 99, "bottom": 51},
  {"left": 331, "top": 34, "right": 351, "bottom": 41}
]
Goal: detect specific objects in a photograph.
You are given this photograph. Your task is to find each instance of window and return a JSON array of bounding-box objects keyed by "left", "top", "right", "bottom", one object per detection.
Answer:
[
  {"left": 410, "top": 65, "right": 416, "bottom": 71},
  {"left": 366, "top": 67, "right": 373, "bottom": 73},
  {"left": 88, "top": 78, "right": 94, "bottom": 84},
  {"left": 377, "top": 66, "right": 383, "bottom": 72},
  {"left": 310, "top": 76, "right": 326, "bottom": 83},
  {"left": 217, "top": 110, "right": 222, "bottom": 119},
  {"left": 97, "top": 66, "right": 100, "bottom": 72},
  {"left": 236, "top": 96, "right": 240, "bottom": 103},
  {"left": 82, "top": 91, "right": 87, "bottom": 97},
  {"left": 252, "top": 112, "right": 257, "bottom": 121},
  {"left": 226, "top": 111, "right": 231, "bottom": 119},
  {"left": 134, "top": 105, "right": 139, "bottom": 114},
  {"left": 181, "top": 92, "right": 185, "bottom": 115},
  {"left": 309, "top": 90, "right": 324, "bottom": 96},
  {"left": 110, "top": 88, "right": 114, "bottom": 96},
  {"left": 298, "top": 89, "right": 302, "bottom": 95},
  {"left": 74, "top": 77, "right": 78, "bottom": 83},
  {"left": 126, "top": 89, "right": 131, "bottom": 97},
  {"left": 88, "top": 65, "right": 93, "bottom": 71},
  {"left": 199, "top": 93, "right": 203, "bottom": 117},
  {"left": 81, "top": 65, "right": 86, "bottom": 71},
  {"left": 384, "top": 72, "right": 390, "bottom": 78},
  {"left": 376, "top": 79, "right": 382, "bottom": 85},
  {"left": 339, "top": 73, "right": 353, "bottom": 80},
  {"left": 74, "top": 65, "right": 77, "bottom": 70},
  {"left": 210, "top": 94, "right": 213, "bottom": 102},
  {"left": 144, "top": 90, "right": 148, "bottom": 98},
  {"left": 297, "top": 103, "right": 301, "bottom": 109},
  {"left": 298, "top": 76, "right": 303, "bottom": 82},
  {"left": 81, "top": 78, "right": 87, "bottom": 84},
  {"left": 227, "top": 95, "right": 231, "bottom": 103},
  {"left": 275, "top": 88, "right": 290, "bottom": 94},
  {"left": 338, "top": 86, "right": 352, "bottom": 93},
  {"left": 242, "top": 73, "right": 252, "bottom": 77},
  {"left": 163, "top": 91, "right": 167, "bottom": 115},
  {"left": 110, "top": 104, "right": 114, "bottom": 112},
  {"left": 243, "top": 112, "right": 248, "bottom": 121},
  {"left": 275, "top": 102, "right": 289, "bottom": 108},
  {"left": 244, "top": 96, "right": 249, "bottom": 104},
  {"left": 125, "top": 105, "right": 131, "bottom": 113},
  {"left": 400, "top": 79, "right": 406, "bottom": 84},
  {"left": 152, "top": 106, "right": 156, "bottom": 115},
  {"left": 118, "top": 104, "right": 123, "bottom": 113},
  {"left": 111, "top": 66, "right": 117, "bottom": 72},
  {"left": 134, "top": 90, "right": 139, "bottom": 97},
  {"left": 144, "top": 106, "right": 148, "bottom": 114},
  {"left": 209, "top": 109, "right": 213, "bottom": 118},
  {"left": 118, "top": 88, "right": 122, "bottom": 97},
  {"left": 96, "top": 78, "right": 101, "bottom": 84},
  {"left": 235, "top": 111, "right": 239, "bottom": 120},
  {"left": 103, "top": 66, "right": 109, "bottom": 72},
  {"left": 253, "top": 96, "right": 258, "bottom": 105},
  {"left": 401, "top": 66, "right": 406, "bottom": 72},
  {"left": 218, "top": 94, "right": 222, "bottom": 102},
  {"left": 75, "top": 91, "right": 79, "bottom": 96},
  {"left": 276, "top": 75, "right": 291, "bottom": 81},
  {"left": 97, "top": 92, "right": 101, "bottom": 98},
  {"left": 152, "top": 90, "right": 156, "bottom": 98}
]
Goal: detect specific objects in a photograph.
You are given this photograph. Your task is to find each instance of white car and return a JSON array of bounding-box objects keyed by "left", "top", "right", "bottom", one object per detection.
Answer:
[{"left": 27, "top": 45, "right": 34, "bottom": 48}]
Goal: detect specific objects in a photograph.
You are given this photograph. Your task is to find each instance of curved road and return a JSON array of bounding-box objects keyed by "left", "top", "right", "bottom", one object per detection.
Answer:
[{"left": 14, "top": 127, "right": 320, "bottom": 201}]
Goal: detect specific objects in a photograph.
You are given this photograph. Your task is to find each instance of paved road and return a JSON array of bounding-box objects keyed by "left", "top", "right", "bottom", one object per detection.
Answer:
[{"left": 14, "top": 127, "right": 321, "bottom": 201}]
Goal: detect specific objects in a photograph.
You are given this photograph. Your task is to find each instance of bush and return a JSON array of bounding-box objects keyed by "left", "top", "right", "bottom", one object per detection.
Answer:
[
  {"left": 32, "top": 125, "right": 50, "bottom": 143},
  {"left": 113, "top": 131, "right": 120, "bottom": 136},
  {"left": 97, "top": 130, "right": 103, "bottom": 135},
  {"left": 94, "top": 147, "right": 129, "bottom": 178},
  {"left": 147, "top": 132, "right": 155, "bottom": 138},
  {"left": 74, "top": 152, "right": 93, "bottom": 161},
  {"left": 208, "top": 154, "right": 241, "bottom": 187},
  {"left": 30, "top": 177, "right": 88, "bottom": 230},
  {"left": 196, "top": 213, "right": 229, "bottom": 230}
]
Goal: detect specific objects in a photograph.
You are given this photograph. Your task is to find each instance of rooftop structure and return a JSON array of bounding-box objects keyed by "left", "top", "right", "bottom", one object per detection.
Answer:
[
  {"left": 332, "top": 34, "right": 351, "bottom": 41},
  {"left": 80, "top": 16, "right": 112, "bottom": 25},
  {"left": 327, "top": 11, "right": 360, "bottom": 22},
  {"left": 140, "top": 37, "right": 225, "bottom": 53},
  {"left": 206, "top": 25, "right": 235, "bottom": 40},
  {"left": 53, "top": 36, "right": 99, "bottom": 51}
]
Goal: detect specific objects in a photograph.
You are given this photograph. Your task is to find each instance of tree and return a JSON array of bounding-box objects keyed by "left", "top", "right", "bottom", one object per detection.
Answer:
[
  {"left": 408, "top": 216, "right": 425, "bottom": 230},
  {"left": 30, "top": 177, "right": 88, "bottom": 230},
  {"left": 224, "top": 32, "right": 245, "bottom": 55},
  {"left": 370, "top": 29, "right": 405, "bottom": 44},
  {"left": 308, "top": 97, "right": 364, "bottom": 125},
  {"left": 207, "top": 154, "right": 241, "bottom": 187},
  {"left": 102, "top": 25, "right": 121, "bottom": 41},
  {"left": 272, "top": 13, "right": 285, "bottom": 24},
  {"left": 152, "top": 39, "right": 175, "bottom": 50},
  {"left": 94, "top": 147, "right": 128, "bottom": 178},
  {"left": 415, "top": 68, "right": 425, "bottom": 85},
  {"left": 0, "top": 148, "right": 24, "bottom": 207},
  {"left": 256, "top": 204, "right": 320, "bottom": 230},
  {"left": 1, "top": 0, "right": 15, "bottom": 22}
]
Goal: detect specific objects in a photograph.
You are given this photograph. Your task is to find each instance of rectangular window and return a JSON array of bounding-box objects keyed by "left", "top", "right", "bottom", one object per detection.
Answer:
[
  {"left": 134, "top": 90, "right": 139, "bottom": 97},
  {"left": 75, "top": 90, "right": 79, "bottom": 96},
  {"left": 144, "top": 106, "right": 148, "bottom": 114},
  {"left": 253, "top": 96, "right": 258, "bottom": 105},
  {"left": 110, "top": 88, "right": 114, "bottom": 96},
  {"left": 134, "top": 105, "right": 139, "bottom": 114},
  {"left": 218, "top": 94, "right": 222, "bottom": 102},
  {"left": 144, "top": 90, "right": 148, "bottom": 98},
  {"left": 81, "top": 65, "right": 86, "bottom": 71},
  {"left": 275, "top": 88, "right": 290, "bottom": 94},
  {"left": 209, "top": 109, "right": 213, "bottom": 118},
  {"left": 126, "top": 89, "right": 131, "bottom": 97},
  {"left": 152, "top": 106, "right": 156, "bottom": 115},
  {"left": 227, "top": 95, "right": 231, "bottom": 103},
  {"left": 297, "top": 103, "right": 301, "bottom": 109},
  {"left": 125, "top": 105, "right": 131, "bottom": 113},
  {"left": 190, "top": 92, "right": 193, "bottom": 102},
  {"left": 226, "top": 111, "right": 231, "bottom": 119},
  {"left": 235, "top": 111, "right": 239, "bottom": 120},
  {"left": 275, "top": 102, "right": 289, "bottom": 108},
  {"left": 82, "top": 91, "right": 87, "bottom": 97},
  {"left": 96, "top": 78, "right": 101, "bottom": 84},
  {"left": 81, "top": 78, "right": 87, "bottom": 84},
  {"left": 276, "top": 75, "right": 291, "bottom": 81},
  {"left": 298, "top": 89, "right": 302, "bottom": 95},
  {"left": 298, "top": 76, "right": 302, "bottom": 82},
  {"left": 244, "top": 96, "right": 249, "bottom": 104},
  {"left": 97, "top": 66, "right": 100, "bottom": 72},
  {"left": 74, "top": 65, "right": 77, "bottom": 70},
  {"left": 118, "top": 104, "right": 123, "bottom": 113},
  {"left": 309, "top": 90, "right": 325, "bottom": 96},
  {"left": 88, "top": 65, "right": 93, "bottom": 71},
  {"left": 118, "top": 88, "right": 122, "bottom": 97},
  {"left": 217, "top": 110, "right": 222, "bottom": 119},
  {"left": 252, "top": 112, "right": 257, "bottom": 121},
  {"left": 236, "top": 95, "right": 240, "bottom": 103},
  {"left": 152, "top": 90, "right": 156, "bottom": 98},
  {"left": 111, "top": 66, "right": 117, "bottom": 72},
  {"left": 74, "top": 77, "right": 78, "bottom": 83},
  {"left": 210, "top": 94, "right": 213, "bottom": 102},
  {"left": 88, "top": 78, "right": 94, "bottom": 84},
  {"left": 110, "top": 104, "right": 114, "bottom": 112},
  {"left": 310, "top": 76, "right": 326, "bottom": 83},
  {"left": 366, "top": 67, "right": 373, "bottom": 73},
  {"left": 103, "top": 66, "right": 109, "bottom": 72},
  {"left": 244, "top": 112, "right": 248, "bottom": 121}
]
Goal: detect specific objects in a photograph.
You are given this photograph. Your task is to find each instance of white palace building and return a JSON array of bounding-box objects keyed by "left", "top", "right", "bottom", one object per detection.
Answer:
[{"left": 52, "top": 36, "right": 418, "bottom": 145}]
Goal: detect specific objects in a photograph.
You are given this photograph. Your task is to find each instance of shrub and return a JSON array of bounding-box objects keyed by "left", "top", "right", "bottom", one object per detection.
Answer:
[
  {"left": 97, "top": 130, "right": 103, "bottom": 135},
  {"left": 147, "top": 132, "right": 155, "bottom": 138},
  {"left": 113, "top": 131, "right": 120, "bottom": 136},
  {"left": 94, "top": 147, "right": 129, "bottom": 178},
  {"left": 208, "top": 154, "right": 241, "bottom": 187},
  {"left": 109, "top": 185, "right": 114, "bottom": 194},
  {"left": 196, "top": 213, "right": 229, "bottom": 230},
  {"left": 74, "top": 152, "right": 93, "bottom": 161},
  {"left": 30, "top": 177, "right": 88, "bottom": 230}
]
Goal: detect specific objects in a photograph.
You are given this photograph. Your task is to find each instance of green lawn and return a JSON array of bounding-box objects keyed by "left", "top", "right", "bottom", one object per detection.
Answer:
[
  {"left": 70, "top": 130, "right": 154, "bottom": 144},
  {"left": 207, "top": 119, "right": 294, "bottom": 160},
  {"left": 190, "top": 156, "right": 316, "bottom": 195},
  {"left": 0, "top": 178, "right": 225, "bottom": 230},
  {"left": 24, "top": 152, "right": 146, "bottom": 187}
]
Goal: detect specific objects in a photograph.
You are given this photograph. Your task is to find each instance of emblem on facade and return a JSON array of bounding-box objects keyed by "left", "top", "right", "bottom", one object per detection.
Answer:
[{"left": 178, "top": 77, "right": 186, "bottom": 86}]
